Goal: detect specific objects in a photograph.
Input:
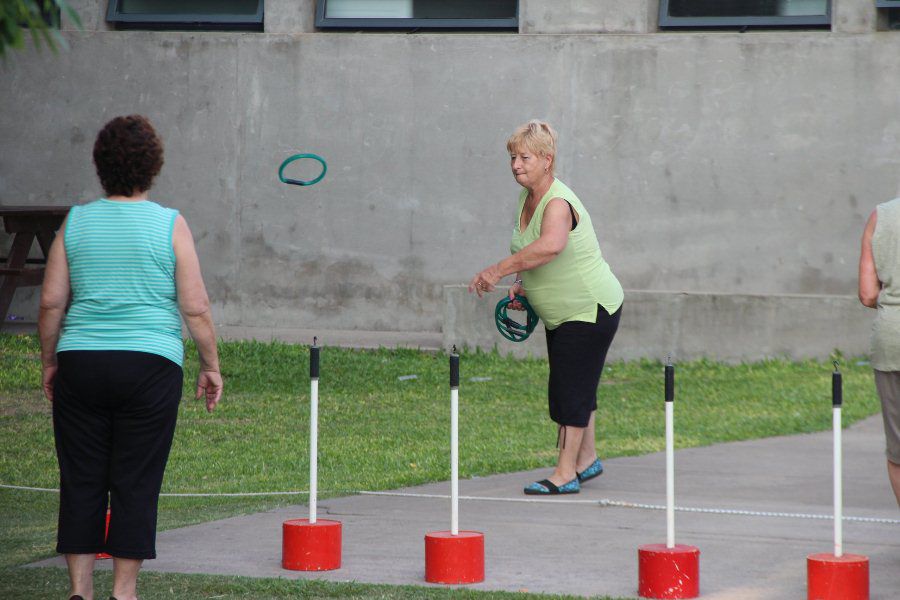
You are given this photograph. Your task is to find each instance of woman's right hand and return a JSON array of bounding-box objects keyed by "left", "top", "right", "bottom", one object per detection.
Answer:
[
  {"left": 507, "top": 281, "right": 525, "bottom": 311},
  {"left": 196, "top": 369, "right": 223, "bottom": 413},
  {"left": 41, "top": 364, "right": 57, "bottom": 402}
]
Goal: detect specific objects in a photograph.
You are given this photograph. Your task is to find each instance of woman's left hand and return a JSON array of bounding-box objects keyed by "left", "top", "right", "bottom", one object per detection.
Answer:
[{"left": 468, "top": 265, "right": 502, "bottom": 298}]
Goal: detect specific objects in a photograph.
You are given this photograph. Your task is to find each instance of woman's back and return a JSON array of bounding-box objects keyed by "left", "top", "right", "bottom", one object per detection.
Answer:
[{"left": 58, "top": 199, "right": 183, "bottom": 366}]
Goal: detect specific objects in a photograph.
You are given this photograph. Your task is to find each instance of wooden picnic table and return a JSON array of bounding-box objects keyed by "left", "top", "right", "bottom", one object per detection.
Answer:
[{"left": 0, "top": 205, "right": 71, "bottom": 327}]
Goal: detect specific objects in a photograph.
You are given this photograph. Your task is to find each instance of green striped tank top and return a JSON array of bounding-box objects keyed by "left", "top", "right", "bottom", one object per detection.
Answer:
[
  {"left": 509, "top": 178, "right": 624, "bottom": 330},
  {"left": 57, "top": 199, "right": 184, "bottom": 366}
]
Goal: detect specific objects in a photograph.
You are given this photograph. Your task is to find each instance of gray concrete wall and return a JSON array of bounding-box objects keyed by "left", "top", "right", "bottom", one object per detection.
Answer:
[
  {"left": 3, "top": 2, "right": 900, "bottom": 359},
  {"left": 444, "top": 286, "right": 875, "bottom": 362},
  {"left": 520, "top": 0, "right": 657, "bottom": 34}
]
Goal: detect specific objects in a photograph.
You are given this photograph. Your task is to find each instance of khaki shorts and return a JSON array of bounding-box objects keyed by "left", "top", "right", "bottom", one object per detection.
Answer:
[{"left": 873, "top": 370, "right": 900, "bottom": 464}]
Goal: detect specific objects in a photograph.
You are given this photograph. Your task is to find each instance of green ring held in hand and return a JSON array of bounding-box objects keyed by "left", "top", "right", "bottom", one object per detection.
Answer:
[
  {"left": 278, "top": 153, "right": 327, "bottom": 186},
  {"left": 495, "top": 294, "right": 539, "bottom": 342}
]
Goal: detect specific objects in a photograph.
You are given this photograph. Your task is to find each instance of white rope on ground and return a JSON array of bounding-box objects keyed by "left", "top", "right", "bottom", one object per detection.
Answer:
[
  {"left": 0, "top": 483, "right": 310, "bottom": 497},
  {"left": 5, "top": 483, "right": 900, "bottom": 525},
  {"left": 360, "top": 491, "right": 900, "bottom": 525}
]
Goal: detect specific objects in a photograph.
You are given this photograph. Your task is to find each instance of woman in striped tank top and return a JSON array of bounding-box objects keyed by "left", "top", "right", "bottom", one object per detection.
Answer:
[{"left": 39, "top": 115, "right": 223, "bottom": 600}]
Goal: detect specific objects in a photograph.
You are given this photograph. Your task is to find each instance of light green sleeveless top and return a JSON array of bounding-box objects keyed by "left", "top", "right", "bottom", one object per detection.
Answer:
[
  {"left": 871, "top": 198, "right": 900, "bottom": 371},
  {"left": 57, "top": 199, "right": 184, "bottom": 366},
  {"left": 509, "top": 178, "right": 624, "bottom": 330}
]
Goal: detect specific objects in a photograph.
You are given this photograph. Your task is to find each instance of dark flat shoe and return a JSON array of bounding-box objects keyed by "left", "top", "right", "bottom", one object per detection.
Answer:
[
  {"left": 69, "top": 596, "right": 85, "bottom": 600},
  {"left": 523, "top": 477, "right": 580, "bottom": 495},
  {"left": 577, "top": 458, "right": 604, "bottom": 483}
]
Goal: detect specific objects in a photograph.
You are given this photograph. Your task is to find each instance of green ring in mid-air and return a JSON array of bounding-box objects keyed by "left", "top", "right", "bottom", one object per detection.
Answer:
[{"left": 278, "top": 153, "right": 327, "bottom": 187}]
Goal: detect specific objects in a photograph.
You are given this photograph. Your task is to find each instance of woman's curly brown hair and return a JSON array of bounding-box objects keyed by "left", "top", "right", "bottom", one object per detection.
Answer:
[{"left": 93, "top": 115, "right": 164, "bottom": 197}]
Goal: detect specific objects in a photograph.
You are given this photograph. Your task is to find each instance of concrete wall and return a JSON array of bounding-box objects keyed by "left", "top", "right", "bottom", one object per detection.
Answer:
[
  {"left": 520, "top": 0, "right": 657, "bottom": 34},
  {"left": 3, "top": 1, "right": 899, "bottom": 360},
  {"left": 444, "top": 286, "right": 875, "bottom": 361}
]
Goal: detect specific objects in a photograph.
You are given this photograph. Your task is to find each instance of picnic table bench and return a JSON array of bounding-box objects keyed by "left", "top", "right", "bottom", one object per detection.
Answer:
[{"left": 0, "top": 205, "right": 71, "bottom": 327}]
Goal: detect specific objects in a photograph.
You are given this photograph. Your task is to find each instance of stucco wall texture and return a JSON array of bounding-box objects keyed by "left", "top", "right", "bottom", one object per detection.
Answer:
[{"left": 2, "top": 3, "right": 897, "bottom": 357}]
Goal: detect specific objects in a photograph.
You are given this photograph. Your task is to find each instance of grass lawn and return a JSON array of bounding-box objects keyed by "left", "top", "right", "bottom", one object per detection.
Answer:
[{"left": 0, "top": 334, "right": 880, "bottom": 599}]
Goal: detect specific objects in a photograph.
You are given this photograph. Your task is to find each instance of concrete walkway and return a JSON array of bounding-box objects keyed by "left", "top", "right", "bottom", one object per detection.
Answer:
[{"left": 31, "top": 416, "right": 900, "bottom": 599}]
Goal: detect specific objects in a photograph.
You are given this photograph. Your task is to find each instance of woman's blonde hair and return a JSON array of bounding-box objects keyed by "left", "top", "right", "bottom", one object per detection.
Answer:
[{"left": 506, "top": 119, "right": 558, "bottom": 168}]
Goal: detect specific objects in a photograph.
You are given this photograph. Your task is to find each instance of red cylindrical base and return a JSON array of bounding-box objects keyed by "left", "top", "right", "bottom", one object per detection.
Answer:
[
  {"left": 96, "top": 509, "right": 111, "bottom": 560},
  {"left": 282, "top": 519, "right": 342, "bottom": 571},
  {"left": 424, "top": 530, "right": 485, "bottom": 584},
  {"left": 807, "top": 553, "right": 869, "bottom": 600},
  {"left": 638, "top": 544, "right": 700, "bottom": 599}
]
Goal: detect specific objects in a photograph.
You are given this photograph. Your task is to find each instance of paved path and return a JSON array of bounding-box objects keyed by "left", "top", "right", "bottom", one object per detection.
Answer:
[{"left": 31, "top": 416, "right": 900, "bottom": 599}]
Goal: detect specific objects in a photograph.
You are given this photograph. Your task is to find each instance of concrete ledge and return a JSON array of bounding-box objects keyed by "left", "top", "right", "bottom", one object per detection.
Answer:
[
  {"left": 217, "top": 325, "right": 442, "bottom": 351},
  {"left": 443, "top": 285, "right": 874, "bottom": 362}
]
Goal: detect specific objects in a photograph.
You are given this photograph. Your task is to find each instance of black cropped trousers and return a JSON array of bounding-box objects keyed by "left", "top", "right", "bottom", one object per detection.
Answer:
[{"left": 53, "top": 350, "right": 183, "bottom": 559}]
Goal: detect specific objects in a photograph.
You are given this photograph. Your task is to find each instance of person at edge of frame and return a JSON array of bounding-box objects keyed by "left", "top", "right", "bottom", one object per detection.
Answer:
[
  {"left": 39, "top": 115, "right": 224, "bottom": 600},
  {"left": 468, "top": 119, "right": 624, "bottom": 496},
  {"left": 859, "top": 198, "right": 900, "bottom": 507}
]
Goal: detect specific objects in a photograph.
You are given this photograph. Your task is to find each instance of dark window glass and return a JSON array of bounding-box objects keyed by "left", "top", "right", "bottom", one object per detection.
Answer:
[
  {"left": 117, "top": 0, "right": 260, "bottom": 16},
  {"left": 885, "top": 7, "right": 900, "bottom": 29},
  {"left": 107, "top": 0, "right": 264, "bottom": 31},
  {"left": 668, "top": 0, "right": 827, "bottom": 17},
  {"left": 660, "top": 0, "right": 830, "bottom": 28},
  {"left": 318, "top": 0, "right": 518, "bottom": 29}
]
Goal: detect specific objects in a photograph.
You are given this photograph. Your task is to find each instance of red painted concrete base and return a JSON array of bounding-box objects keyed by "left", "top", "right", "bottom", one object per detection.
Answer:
[
  {"left": 424, "top": 530, "right": 485, "bottom": 584},
  {"left": 638, "top": 544, "right": 700, "bottom": 599},
  {"left": 96, "top": 509, "right": 111, "bottom": 560},
  {"left": 807, "top": 553, "right": 869, "bottom": 600},
  {"left": 282, "top": 519, "right": 342, "bottom": 571}
]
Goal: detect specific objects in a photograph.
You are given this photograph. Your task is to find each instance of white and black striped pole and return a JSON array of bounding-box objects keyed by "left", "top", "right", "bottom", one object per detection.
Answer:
[
  {"left": 806, "top": 362, "right": 869, "bottom": 599},
  {"left": 638, "top": 359, "right": 700, "bottom": 599},
  {"left": 450, "top": 350, "right": 460, "bottom": 536},
  {"left": 424, "top": 347, "right": 484, "bottom": 584},
  {"left": 832, "top": 363, "right": 843, "bottom": 557},
  {"left": 665, "top": 360, "right": 675, "bottom": 549},
  {"left": 309, "top": 337, "right": 320, "bottom": 524},
  {"left": 281, "top": 337, "right": 342, "bottom": 571}
]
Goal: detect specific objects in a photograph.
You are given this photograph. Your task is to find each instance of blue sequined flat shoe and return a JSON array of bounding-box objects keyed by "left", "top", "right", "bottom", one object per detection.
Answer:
[
  {"left": 577, "top": 458, "right": 604, "bottom": 483},
  {"left": 524, "top": 477, "right": 580, "bottom": 495}
]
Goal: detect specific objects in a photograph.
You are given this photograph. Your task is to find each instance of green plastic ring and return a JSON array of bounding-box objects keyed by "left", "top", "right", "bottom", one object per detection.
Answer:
[
  {"left": 278, "top": 153, "right": 327, "bottom": 187},
  {"left": 494, "top": 295, "right": 539, "bottom": 343}
]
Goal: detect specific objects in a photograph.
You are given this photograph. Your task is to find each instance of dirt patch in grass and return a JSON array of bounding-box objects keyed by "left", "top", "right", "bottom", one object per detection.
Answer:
[{"left": 0, "top": 393, "right": 50, "bottom": 417}]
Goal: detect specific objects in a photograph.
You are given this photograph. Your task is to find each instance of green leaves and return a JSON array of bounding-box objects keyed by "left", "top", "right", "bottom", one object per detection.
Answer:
[{"left": 0, "top": 0, "right": 81, "bottom": 58}]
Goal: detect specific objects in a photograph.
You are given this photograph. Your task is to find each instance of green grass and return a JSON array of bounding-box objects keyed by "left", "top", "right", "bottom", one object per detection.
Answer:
[{"left": 0, "top": 334, "right": 880, "bottom": 599}]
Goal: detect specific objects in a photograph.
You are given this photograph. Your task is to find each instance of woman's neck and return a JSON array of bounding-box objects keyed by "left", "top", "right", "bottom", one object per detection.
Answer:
[
  {"left": 106, "top": 191, "right": 149, "bottom": 202},
  {"left": 526, "top": 174, "right": 554, "bottom": 206}
]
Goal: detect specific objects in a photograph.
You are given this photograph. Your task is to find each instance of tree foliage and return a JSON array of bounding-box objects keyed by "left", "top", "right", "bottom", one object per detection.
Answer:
[{"left": 0, "top": 0, "right": 81, "bottom": 57}]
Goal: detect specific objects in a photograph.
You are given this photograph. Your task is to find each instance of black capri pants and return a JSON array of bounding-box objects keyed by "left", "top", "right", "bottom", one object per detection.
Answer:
[
  {"left": 53, "top": 350, "right": 183, "bottom": 559},
  {"left": 545, "top": 304, "right": 622, "bottom": 428}
]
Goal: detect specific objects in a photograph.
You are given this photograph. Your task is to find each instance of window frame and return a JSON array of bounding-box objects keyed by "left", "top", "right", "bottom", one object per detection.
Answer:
[
  {"left": 658, "top": 0, "right": 831, "bottom": 29},
  {"left": 314, "top": 0, "right": 519, "bottom": 30},
  {"left": 105, "top": 0, "right": 264, "bottom": 31}
]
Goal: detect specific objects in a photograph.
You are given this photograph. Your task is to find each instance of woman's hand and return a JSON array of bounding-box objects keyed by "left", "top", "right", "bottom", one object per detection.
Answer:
[
  {"left": 507, "top": 280, "right": 526, "bottom": 310},
  {"left": 196, "top": 369, "right": 223, "bottom": 413},
  {"left": 468, "top": 264, "right": 503, "bottom": 298},
  {"left": 42, "top": 364, "right": 57, "bottom": 402}
]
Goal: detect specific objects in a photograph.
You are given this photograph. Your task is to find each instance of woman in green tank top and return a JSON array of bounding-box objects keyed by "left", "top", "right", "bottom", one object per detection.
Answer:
[
  {"left": 859, "top": 201, "right": 900, "bottom": 507},
  {"left": 469, "top": 120, "right": 623, "bottom": 496}
]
